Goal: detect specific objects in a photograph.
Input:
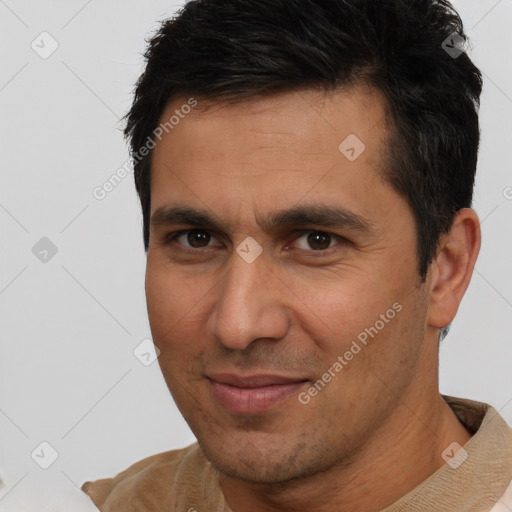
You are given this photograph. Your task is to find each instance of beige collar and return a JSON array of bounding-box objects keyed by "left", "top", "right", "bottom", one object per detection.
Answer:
[{"left": 381, "top": 395, "right": 512, "bottom": 511}]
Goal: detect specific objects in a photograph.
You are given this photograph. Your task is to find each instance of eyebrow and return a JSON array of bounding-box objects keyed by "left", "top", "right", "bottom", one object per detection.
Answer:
[{"left": 150, "top": 203, "right": 374, "bottom": 235}]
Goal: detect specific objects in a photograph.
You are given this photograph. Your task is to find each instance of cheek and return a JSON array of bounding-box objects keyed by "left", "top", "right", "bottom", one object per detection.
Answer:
[
  {"left": 145, "top": 259, "right": 210, "bottom": 347},
  {"left": 146, "top": 264, "right": 211, "bottom": 397},
  {"left": 304, "top": 285, "right": 424, "bottom": 424},
  {"left": 146, "top": 252, "right": 206, "bottom": 314},
  {"left": 294, "top": 270, "right": 397, "bottom": 356},
  {"left": 145, "top": 270, "right": 178, "bottom": 332}
]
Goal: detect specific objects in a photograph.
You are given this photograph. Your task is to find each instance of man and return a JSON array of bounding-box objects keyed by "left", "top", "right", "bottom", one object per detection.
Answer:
[{"left": 81, "top": 0, "right": 512, "bottom": 510}]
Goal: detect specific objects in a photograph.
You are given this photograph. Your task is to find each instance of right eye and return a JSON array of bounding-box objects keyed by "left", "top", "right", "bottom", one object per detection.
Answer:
[{"left": 164, "top": 229, "right": 223, "bottom": 250}]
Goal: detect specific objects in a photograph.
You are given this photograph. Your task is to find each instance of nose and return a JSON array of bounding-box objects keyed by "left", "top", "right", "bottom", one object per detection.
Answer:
[{"left": 206, "top": 249, "right": 290, "bottom": 350}]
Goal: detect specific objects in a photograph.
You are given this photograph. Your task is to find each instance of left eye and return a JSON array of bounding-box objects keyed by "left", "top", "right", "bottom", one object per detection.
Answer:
[{"left": 294, "top": 231, "right": 340, "bottom": 251}]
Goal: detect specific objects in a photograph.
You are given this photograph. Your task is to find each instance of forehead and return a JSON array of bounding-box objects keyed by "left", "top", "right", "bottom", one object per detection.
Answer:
[
  {"left": 154, "top": 86, "right": 389, "bottom": 162},
  {"left": 149, "top": 87, "right": 398, "bottom": 227}
]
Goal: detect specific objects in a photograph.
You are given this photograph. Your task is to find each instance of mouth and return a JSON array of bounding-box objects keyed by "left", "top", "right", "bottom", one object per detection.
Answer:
[{"left": 207, "top": 373, "right": 309, "bottom": 415}]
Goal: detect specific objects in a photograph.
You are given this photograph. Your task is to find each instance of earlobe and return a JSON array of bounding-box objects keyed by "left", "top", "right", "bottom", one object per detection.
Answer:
[{"left": 427, "top": 208, "right": 481, "bottom": 329}]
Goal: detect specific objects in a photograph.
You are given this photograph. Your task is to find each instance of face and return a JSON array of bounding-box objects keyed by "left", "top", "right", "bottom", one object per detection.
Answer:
[{"left": 146, "top": 88, "right": 433, "bottom": 484}]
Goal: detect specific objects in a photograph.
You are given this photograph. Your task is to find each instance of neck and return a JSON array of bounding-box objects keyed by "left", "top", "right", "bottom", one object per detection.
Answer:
[{"left": 219, "top": 389, "right": 472, "bottom": 512}]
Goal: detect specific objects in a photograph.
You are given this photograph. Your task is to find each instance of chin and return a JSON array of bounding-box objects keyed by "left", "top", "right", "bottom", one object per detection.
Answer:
[{"left": 198, "top": 435, "right": 327, "bottom": 485}]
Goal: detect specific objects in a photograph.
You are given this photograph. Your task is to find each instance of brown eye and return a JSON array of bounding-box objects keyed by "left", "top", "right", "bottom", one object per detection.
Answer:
[
  {"left": 306, "top": 231, "right": 332, "bottom": 250},
  {"left": 294, "top": 231, "right": 338, "bottom": 251},
  {"left": 186, "top": 230, "right": 211, "bottom": 248}
]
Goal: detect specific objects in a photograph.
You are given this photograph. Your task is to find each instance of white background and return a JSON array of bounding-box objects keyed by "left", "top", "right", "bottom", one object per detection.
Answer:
[{"left": 0, "top": 0, "right": 511, "bottom": 508}]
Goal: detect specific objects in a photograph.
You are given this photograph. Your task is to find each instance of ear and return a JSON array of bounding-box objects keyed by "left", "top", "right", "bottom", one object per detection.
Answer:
[{"left": 426, "top": 208, "right": 481, "bottom": 329}]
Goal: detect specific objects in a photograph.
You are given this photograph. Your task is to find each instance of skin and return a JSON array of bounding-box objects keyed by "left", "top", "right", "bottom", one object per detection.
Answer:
[{"left": 146, "top": 87, "right": 481, "bottom": 512}]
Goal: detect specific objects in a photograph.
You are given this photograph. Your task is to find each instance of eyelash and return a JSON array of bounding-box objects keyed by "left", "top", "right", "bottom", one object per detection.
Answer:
[{"left": 162, "top": 229, "right": 345, "bottom": 254}]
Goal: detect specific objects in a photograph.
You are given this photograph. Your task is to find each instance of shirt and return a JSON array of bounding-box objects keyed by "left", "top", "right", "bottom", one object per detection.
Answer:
[{"left": 81, "top": 395, "right": 512, "bottom": 511}]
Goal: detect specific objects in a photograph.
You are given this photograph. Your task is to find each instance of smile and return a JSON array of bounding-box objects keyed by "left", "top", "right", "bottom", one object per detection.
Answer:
[{"left": 207, "top": 374, "right": 309, "bottom": 415}]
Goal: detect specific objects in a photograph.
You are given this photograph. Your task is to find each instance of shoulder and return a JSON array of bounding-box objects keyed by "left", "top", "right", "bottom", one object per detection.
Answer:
[{"left": 81, "top": 443, "right": 203, "bottom": 511}]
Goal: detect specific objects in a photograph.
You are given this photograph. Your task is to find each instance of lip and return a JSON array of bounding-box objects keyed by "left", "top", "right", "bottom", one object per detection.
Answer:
[{"left": 207, "top": 373, "right": 309, "bottom": 414}]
